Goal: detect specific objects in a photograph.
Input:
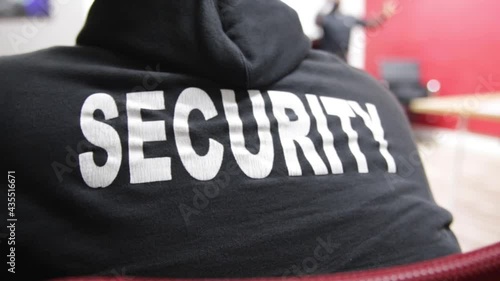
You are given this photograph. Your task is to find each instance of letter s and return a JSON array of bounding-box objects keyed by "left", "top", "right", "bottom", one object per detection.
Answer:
[{"left": 79, "top": 93, "right": 122, "bottom": 188}]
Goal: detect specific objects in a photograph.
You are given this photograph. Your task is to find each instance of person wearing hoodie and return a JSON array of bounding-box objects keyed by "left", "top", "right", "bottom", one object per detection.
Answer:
[{"left": 0, "top": 0, "right": 460, "bottom": 280}]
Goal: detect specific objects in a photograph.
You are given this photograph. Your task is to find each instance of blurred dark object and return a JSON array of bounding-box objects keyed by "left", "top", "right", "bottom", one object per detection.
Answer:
[
  {"left": 51, "top": 242, "right": 500, "bottom": 281},
  {"left": 0, "top": 0, "right": 49, "bottom": 18},
  {"left": 381, "top": 60, "right": 431, "bottom": 105}
]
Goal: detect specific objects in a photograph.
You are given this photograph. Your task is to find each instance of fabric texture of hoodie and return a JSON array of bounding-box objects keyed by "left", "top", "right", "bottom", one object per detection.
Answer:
[{"left": 0, "top": 0, "right": 460, "bottom": 280}]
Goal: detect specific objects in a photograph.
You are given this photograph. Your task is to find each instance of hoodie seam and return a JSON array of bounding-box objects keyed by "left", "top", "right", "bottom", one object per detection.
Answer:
[{"left": 214, "top": 0, "right": 251, "bottom": 88}]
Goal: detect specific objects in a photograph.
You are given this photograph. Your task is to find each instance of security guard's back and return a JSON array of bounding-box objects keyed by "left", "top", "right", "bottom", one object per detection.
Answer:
[{"left": 0, "top": 0, "right": 460, "bottom": 280}]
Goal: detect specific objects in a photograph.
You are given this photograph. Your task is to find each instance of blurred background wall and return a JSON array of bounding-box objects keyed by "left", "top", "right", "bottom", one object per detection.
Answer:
[
  {"left": 365, "top": 0, "right": 500, "bottom": 137},
  {"left": 0, "top": 0, "right": 369, "bottom": 66},
  {"left": 0, "top": 0, "right": 91, "bottom": 56}
]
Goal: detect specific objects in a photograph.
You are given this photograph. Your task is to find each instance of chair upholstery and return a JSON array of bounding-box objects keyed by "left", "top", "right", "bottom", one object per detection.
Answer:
[{"left": 381, "top": 61, "right": 428, "bottom": 105}]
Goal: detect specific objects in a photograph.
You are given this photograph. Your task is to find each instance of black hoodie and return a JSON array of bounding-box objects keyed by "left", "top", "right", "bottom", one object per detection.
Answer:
[{"left": 0, "top": 0, "right": 459, "bottom": 280}]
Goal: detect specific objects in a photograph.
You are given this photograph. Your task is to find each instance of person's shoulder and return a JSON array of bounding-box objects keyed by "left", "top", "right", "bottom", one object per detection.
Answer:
[
  {"left": 0, "top": 46, "right": 109, "bottom": 114},
  {"left": 0, "top": 47, "right": 75, "bottom": 84},
  {"left": 0, "top": 45, "right": 127, "bottom": 75},
  {"left": 273, "top": 49, "right": 407, "bottom": 124},
  {"left": 0, "top": 46, "right": 73, "bottom": 67},
  {"left": 278, "top": 49, "right": 395, "bottom": 101},
  {"left": 0, "top": 46, "right": 133, "bottom": 94},
  {"left": 0, "top": 48, "right": 64, "bottom": 99},
  {"left": 322, "top": 12, "right": 338, "bottom": 23},
  {"left": 330, "top": 13, "right": 359, "bottom": 26}
]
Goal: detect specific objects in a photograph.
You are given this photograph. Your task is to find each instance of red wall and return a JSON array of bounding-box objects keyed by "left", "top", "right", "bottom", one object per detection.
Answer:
[{"left": 365, "top": 0, "right": 500, "bottom": 137}]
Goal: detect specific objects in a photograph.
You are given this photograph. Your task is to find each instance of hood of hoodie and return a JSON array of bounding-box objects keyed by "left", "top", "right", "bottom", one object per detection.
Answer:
[{"left": 76, "top": 0, "right": 311, "bottom": 88}]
